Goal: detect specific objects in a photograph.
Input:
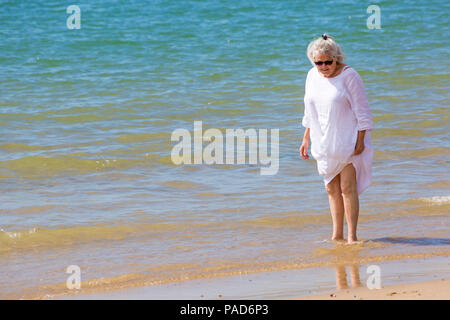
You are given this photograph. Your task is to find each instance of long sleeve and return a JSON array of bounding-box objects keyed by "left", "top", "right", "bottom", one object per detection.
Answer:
[
  {"left": 302, "top": 71, "right": 313, "bottom": 128},
  {"left": 346, "top": 72, "right": 374, "bottom": 131}
]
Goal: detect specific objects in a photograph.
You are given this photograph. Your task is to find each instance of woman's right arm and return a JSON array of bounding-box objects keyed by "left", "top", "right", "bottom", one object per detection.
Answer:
[
  {"left": 300, "top": 70, "right": 312, "bottom": 160},
  {"left": 300, "top": 128, "right": 310, "bottom": 159}
]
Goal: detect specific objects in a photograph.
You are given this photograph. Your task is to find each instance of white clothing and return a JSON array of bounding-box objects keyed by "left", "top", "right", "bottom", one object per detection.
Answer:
[{"left": 302, "top": 66, "right": 374, "bottom": 195}]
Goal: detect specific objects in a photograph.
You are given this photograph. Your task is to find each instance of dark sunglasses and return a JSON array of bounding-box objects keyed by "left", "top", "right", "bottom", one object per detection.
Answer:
[{"left": 314, "top": 60, "right": 333, "bottom": 66}]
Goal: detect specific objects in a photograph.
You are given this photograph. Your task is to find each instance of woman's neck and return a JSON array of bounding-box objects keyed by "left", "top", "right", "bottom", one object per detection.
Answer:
[{"left": 324, "top": 63, "right": 345, "bottom": 78}]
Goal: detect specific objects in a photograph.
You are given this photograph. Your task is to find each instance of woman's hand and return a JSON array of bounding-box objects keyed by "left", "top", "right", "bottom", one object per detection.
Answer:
[
  {"left": 300, "top": 128, "right": 311, "bottom": 160},
  {"left": 353, "top": 130, "right": 366, "bottom": 155},
  {"left": 300, "top": 139, "right": 310, "bottom": 159}
]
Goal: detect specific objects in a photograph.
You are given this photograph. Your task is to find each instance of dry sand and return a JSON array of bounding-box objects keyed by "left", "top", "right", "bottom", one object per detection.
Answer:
[{"left": 296, "top": 278, "right": 450, "bottom": 300}]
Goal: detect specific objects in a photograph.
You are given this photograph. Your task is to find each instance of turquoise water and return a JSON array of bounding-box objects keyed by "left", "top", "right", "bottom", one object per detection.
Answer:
[{"left": 0, "top": 0, "right": 449, "bottom": 298}]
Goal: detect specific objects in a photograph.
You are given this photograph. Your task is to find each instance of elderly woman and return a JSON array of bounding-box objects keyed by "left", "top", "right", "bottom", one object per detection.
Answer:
[{"left": 299, "top": 34, "right": 374, "bottom": 244}]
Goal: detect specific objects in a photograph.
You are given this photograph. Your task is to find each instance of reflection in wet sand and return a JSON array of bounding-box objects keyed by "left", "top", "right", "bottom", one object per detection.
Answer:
[
  {"left": 335, "top": 264, "right": 362, "bottom": 291},
  {"left": 317, "top": 241, "right": 365, "bottom": 291}
]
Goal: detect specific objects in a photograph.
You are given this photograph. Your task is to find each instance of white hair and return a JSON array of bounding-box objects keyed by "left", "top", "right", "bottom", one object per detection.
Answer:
[{"left": 306, "top": 34, "right": 346, "bottom": 66}]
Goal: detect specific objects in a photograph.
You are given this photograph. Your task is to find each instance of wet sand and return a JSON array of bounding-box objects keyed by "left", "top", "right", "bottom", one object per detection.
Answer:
[
  {"left": 297, "top": 278, "right": 450, "bottom": 300},
  {"left": 55, "top": 255, "right": 450, "bottom": 300}
]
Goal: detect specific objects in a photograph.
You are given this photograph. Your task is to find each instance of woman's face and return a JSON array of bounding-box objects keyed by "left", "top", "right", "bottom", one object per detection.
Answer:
[{"left": 314, "top": 52, "right": 337, "bottom": 78}]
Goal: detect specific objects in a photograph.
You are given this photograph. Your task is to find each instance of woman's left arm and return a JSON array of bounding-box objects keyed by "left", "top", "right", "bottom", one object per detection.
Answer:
[
  {"left": 347, "top": 72, "right": 374, "bottom": 155},
  {"left": 347, "top": 72, "right": 374, "bottom": 132}
]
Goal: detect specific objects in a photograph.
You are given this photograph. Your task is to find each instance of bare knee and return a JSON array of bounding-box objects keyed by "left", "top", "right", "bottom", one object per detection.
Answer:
[
  {"left": 340, "top": 181, "right": 356, "bottom": 196},
  {"left": 340, "top": 164, "right": 357, "bottom": 196},
  {"left": 326, "top": 181, "right": 341, "bottom": 197}
]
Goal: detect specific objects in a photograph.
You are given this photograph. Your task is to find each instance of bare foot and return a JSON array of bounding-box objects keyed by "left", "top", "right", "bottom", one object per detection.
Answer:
[
  {"left": 331, "top": 237, "right": 346, "bottom": 244},
  {"left": 347, "top": 239, "right": 363, "bottom": 245}
]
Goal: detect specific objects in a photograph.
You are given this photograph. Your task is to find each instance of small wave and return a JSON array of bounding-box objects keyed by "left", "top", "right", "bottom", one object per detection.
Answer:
[
  {"left": 372, "top": 128, "right": 434, "bottom": 139},
  {"left": 196, "top": 192, "right": 222, "bottom": 197},
  {"left": 421, "top": 180, "right": 450, "bottom": 189},
  {"left": 375, "top": 147, "right": 450, "bottom": 161},
  {"left": 0, "top": 227, "right": 37, "bottom": 239},
  {"left": 161, "top": 180, "right": 205, "bottom": 190},
  {"left": 0, "top": 143, "right": 54, "bottom": 152},
  {"left": 240, "top": 213, "right": 330, "bottom": 228},
  {"left": 0, "top": 205, "right": 60, "bottom": 216},
  {"left": 417, "top": 195, "right": 450, "bottom": 205},
  {"left": 313, "top": 239, "right": 386, "bottom": 256},
  {"left": 0, "top": 155, "right": 151, "bottom": 179},
  {"left": 53, "top": 114, "right": 106, "bottom": 123},
  {"left": 0, "top": 223, "right": 182, "bottom": 254},
  {"left": 113, "top": 132, "right": 169, "bottom": 144}
]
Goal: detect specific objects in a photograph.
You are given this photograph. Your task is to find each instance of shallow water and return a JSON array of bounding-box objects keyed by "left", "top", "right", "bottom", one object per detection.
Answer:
[{"left": 0, "top": 0, "right": 449, "bottom": 299}]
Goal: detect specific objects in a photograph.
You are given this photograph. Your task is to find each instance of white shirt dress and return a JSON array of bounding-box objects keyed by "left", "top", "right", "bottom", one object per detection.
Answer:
[{"left": 302, "top": 66, "right": 374, "bottom": 195}]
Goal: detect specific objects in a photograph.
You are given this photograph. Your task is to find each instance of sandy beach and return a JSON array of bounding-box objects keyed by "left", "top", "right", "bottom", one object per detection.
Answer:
[
  {"left": 297, "top": 278, "right": 450, "bottom": 300},
  {"left": 51, "top": 255, "right": 450, "bottom": 300}
]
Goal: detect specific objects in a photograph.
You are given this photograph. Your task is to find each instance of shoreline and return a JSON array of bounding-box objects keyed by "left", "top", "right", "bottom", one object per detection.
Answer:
[{"left": 54, "top": 255, "right": 450, "bottom": 300}]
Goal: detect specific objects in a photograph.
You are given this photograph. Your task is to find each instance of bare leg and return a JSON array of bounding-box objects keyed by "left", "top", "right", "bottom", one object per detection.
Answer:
[
  {"left": 326, "top": 174, "right": 345, "bottom": 241},
  {"left": 340, "top": 163, "right": 359, "bottom": 244}
]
